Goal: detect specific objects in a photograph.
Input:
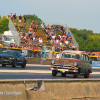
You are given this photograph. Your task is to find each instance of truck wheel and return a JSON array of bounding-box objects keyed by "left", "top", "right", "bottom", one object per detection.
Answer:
[
  {"left": 52, "top": 70, "right": 57, "bottom": 76},
  {"left": 61, "top": 73, "right": 66, "bottom": 77},
  {"left": 2, "top": 64, "right": 6, "bottom": 67},
  {"left": 84, "top": 71, "right": 90, "bottom": 78},
  {"left": 73, "top": 72, "right": 78, "bottom": 78},
  {"left": 12, "top": 60, "right": 16, "bottom": 68},
  {"left": 21, "top": 61, "right": 26, "bottom": 68}
]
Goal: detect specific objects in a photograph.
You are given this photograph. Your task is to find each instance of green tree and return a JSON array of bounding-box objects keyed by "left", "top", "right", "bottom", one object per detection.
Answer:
[
  {"left": 0, "top": 16, "right": 9, "bottom": 34},
  {"left": 70, "top": 28, "right": 100, "bottom": 52}
]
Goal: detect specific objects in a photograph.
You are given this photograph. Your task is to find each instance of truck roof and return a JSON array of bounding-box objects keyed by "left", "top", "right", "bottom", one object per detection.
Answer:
[
  {"left": 62, "top": 50, "right": 86, "bottom": 55},
  {"left": 4, "top": 31, "right": 13, "bottom": 36}
]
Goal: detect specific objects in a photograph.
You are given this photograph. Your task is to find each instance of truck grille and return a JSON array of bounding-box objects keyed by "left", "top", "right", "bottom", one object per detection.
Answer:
[
  {"left": 63, "top": 65, "right": 72, "bottom": 67},
  {"left": 53, "top": 64, "right": 63, "bottom": 67},
  {"left": 0, "top": 57, "right": 9, "bottom": 60}
]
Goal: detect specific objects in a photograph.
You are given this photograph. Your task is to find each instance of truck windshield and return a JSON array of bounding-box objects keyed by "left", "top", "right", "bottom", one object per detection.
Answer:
[
  {"left": 0, "top": 51, "right": 17, "bottom": 56},
  {"left": 90, "top": 57, "right": 98, "bottom": 61},
  {"left": 5, "top": 37, "right": 14, "bottom": 42},
  {"left": 61, "top": 53, "right": 80, "bottom": 59}
]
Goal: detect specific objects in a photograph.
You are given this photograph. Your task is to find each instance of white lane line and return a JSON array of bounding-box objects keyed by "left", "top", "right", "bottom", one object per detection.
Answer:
[
  {"left": 26, "top": 64, "right": 100, "bottom": 68},
  {"left": 91, "top": 72, "right": 100, "bottom": 74},
  {"left": 26, "top": 64, "right": 50, "bottom": 67},
  {"left": 0, "top": 70, "right": 100, "bottom": 74},
  {"left": 0, "top": 70, "right": 52, "bottom": 73}
]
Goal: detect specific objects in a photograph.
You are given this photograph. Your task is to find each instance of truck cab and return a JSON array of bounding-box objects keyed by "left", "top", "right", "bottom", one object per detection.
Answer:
[{"left": 3, "top": 30, "right": 15, "bottom": 46}]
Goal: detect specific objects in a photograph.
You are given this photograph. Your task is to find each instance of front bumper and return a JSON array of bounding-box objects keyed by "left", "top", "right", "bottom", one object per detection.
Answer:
[
  {"left": 0, "top": 59, "right": 13, "bottom": 65},
  {"left": 50, "top": 67, "right": 78, "bottom": 73}
]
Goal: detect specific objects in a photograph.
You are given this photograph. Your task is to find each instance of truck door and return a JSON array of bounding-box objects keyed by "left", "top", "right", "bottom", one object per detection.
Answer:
[{"left": 80, "top": 54, "right": 86, "bottom": 73}]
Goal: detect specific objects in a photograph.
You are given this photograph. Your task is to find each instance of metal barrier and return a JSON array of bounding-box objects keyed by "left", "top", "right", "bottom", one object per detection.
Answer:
[
  {"left": 0, "top": 47, "right": 59, "bottom": 59},
  {"left": 65, "top": 25, "right": 79, "bottom": 49},
  {"left": 9, "top": 19, "right": 20, "bottom": 46}
]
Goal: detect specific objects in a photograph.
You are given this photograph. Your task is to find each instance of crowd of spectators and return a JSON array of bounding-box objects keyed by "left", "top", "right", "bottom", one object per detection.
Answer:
[
  {"left": 2, "top": 13, "right": 79, "bottom": 59},
  {"left": 3, "top": 13, "right": 45, "bottom": 58},
  {"left": 41, "top": 23, "right": 78, "bottom": 53},
  {"left": 9, "top": 13, "right": 44, "bottom": 47}
]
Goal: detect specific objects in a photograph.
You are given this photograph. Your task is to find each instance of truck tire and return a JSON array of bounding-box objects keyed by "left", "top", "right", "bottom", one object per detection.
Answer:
[
  {"left": 2, "top": 64, "right": 6, "bottom": 67},
  {"left": 73, "top": 72, "right": 78, "bottom": 78},
  {"left": 21, "top": 61, "right": 26, "bottom": 68},
  {"left": 52, "top": 70, "right": 57, "bottom": 76},
  {"left": 84, "top": 71, "right": 90, "bottom": 78},
  {"left": 61, "top": 73, "right": 66, "bottom": 77},
  {"left": 12, "top": 60, "right": 16, "bottom": 68}
]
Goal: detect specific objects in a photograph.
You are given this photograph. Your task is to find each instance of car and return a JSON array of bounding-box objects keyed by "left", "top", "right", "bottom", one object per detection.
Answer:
[
  {"left": 50, "top": 50, "right": 92, "bottom": 78},
  {"left": 0, "top": 50, "right": 26, "bottom": 68}
]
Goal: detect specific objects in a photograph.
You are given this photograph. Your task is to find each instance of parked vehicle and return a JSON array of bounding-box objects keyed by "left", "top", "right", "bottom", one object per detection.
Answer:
[
  {"left": 0, "top": 50, "right": 26, "bottom": 68},
  {"left": 51, "top": 50, "right": 92, "bottom": 78},
  {"left": 3, "top": 30, "right": 15, "bottom": 46},
  {"left": 89, "top": 52, "right": 100, "bottom": 64}
]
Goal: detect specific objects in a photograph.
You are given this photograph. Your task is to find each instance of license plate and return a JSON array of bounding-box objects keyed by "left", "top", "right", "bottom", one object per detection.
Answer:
[
  {"left": 69, "top": 70, "right": 74, "bottom": 72},
  {"left": 60, "top": 70, "right": 65, "bottom": 73},
  {"left": 54, "top": 68, "right": 57, "bottom": 70}
]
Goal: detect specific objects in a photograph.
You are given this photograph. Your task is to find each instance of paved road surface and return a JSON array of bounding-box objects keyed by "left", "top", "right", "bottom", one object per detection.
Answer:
[{"left": 0, "top": 64, "right": 100, "bottom": 79}]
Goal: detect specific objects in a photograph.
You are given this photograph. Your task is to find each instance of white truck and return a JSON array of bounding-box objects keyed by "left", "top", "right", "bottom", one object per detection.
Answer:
[{"left": 3, "top": 30, "right": 15, "bottom": 46}]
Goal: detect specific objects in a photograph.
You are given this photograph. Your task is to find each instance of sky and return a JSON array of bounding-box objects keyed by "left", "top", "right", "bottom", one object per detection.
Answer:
[{"left": 0, "top": 0, "right": 100, "bottom": 33}]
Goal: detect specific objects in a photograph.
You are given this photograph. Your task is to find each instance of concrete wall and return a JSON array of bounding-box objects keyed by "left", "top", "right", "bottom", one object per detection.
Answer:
[
  {"left": 0, "top": 80, "right": 100, "bottom": 100},
  {"left": 26, "top": 58, "right": 52, "bottom": 65}
]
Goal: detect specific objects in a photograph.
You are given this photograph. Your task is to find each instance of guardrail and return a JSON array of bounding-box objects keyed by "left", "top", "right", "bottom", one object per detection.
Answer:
[{"left": 0, "top": 46, "right": 60, "bottom": 59}]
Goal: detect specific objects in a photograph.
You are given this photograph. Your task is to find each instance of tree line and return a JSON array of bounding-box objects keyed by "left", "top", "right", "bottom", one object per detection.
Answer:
[
  {"left": 70, "top": 28, "right": 100, "bottom": 52},
  {"left": 0, "top": 14, "right": 43, "bottom": 34}
]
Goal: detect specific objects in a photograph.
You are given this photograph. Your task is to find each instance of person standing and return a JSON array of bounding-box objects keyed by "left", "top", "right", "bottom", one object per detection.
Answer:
[
  {"left": 33, "top": 45, "right": 37, "bottom": 58},
  {"left": 10, "top": 13, "right": 13, "bottom": 20},
  {"left": 18, "top": 14, "right": 22, "bottom": 25},
  {"left": 39, "top": 37, "right": 43, "bottom": 47},
  {"left": 41, "top": 22, "right": 45, "bottom": 30},
  {"left": 42, "top": 48, "right": 46, "bottom": 59},
  {"left": 24, "top": 15, "right": 27, "bottom": 23},
  {"left": 30, "top": 21, "right": 34, "bottom": 28},
  {"left": 67, "top": 32, "right": 71, "bottom": 37},
  {"left": 60, "top": 26, "right": 63, "bottom": 32},
  {"left": 23, "top": 22, "right": 26, "bottom": 30},
  {"left": 13, "top": 13, "right": 16, "bottom": 23},
  {"left": 34, "top": 22, "right": 38, "bottom": 30},
  {"left": 28, "top": 26, "right": 33, "bottom": 37}
]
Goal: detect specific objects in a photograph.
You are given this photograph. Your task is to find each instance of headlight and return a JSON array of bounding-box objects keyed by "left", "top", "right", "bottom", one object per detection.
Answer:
[
  {"left": 10, "top": 58, "right": 14, "bottom": 59},
  {"left": 10, "top": 57, "right": 14, "bottom": 59},
  {"left": 74, "top": 62, "right": 77, "bottom": 66},
  {"left": 52, "top": 60, "right": 55, "bottom": 64}
]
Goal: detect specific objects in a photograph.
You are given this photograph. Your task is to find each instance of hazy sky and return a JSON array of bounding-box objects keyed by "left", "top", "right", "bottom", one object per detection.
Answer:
[{"left": 1, "top": 0, "right": 100, "bottom": 33}]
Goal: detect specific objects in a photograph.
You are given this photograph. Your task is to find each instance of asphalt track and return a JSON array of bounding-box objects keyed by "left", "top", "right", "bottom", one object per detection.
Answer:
[
  {"left": 0, "top": 65, "right": 100, "bottom": 100},
  {"left": 0, "top": 64, "right": 100, "bottom": 79}
]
